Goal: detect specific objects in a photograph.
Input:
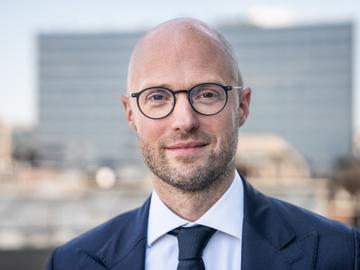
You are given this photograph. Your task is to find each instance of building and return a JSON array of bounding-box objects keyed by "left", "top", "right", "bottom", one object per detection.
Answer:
[
  {"left": 236, "top": 133, "right": 311, "bottom": 179},
  {"left": 38, "top": 22, "right": 353, "bottom": 175},
  {"left": 235, "top": 133, "right": 329, "bottom": 217},
  {"left": 221, "top": 22, "right": 353, "bottom": 176},
  {"left": 38, "top": 32, "right": 144, "bottom": 170}
]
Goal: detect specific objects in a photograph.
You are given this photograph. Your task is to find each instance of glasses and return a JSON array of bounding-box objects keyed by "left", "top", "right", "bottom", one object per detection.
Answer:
[{"left": 130, "top": 83, "right": 242, "bottom": 119}]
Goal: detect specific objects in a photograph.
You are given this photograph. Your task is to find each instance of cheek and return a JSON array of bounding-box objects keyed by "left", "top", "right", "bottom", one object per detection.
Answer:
[
  {"left": 207, "top": 114, "right": 238, "bottom": 146},
  {"left": 214, "top": 105, "right": 239, "bottom": 130},
  {"left": 203, "top": 119, "right": 230, "bottom": 143},
  {"left": 135, "top": 118, "right": 165, "bottom": 144}
]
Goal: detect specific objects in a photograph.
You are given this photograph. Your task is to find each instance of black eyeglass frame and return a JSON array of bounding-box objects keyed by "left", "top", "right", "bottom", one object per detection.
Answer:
[{"left": 130, "top": 83, "right": 242, "bottom": 120}]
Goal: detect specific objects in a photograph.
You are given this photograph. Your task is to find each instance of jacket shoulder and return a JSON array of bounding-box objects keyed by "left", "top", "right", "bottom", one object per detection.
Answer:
[
  {"left": 64, "top": 206, "right": 140, "bottom": 250},
  {"left": 270, "top": 195, "right": 353, "bottom": 234},
  {"left": 268, "top": 195, "right": 359, "bottom": 268},
  {"left": 47, "top": 201, "right": 149, "bottom": 270}
]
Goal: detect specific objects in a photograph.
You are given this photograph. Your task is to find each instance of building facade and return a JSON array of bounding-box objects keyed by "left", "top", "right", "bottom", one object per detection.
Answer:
[
  {"left": 222, "top": 22, "right": 353, "bottom": 176},
  {"left": 38, "top": 32, "right": 144, "bottom": 170}
]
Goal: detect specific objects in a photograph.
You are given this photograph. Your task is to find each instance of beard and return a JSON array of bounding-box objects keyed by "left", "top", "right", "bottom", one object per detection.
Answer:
[{"left": 138, "top": 128, "right": 238, "bottom": 192}]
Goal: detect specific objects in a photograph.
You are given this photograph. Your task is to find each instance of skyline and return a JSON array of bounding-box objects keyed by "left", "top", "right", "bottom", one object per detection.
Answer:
[{"left": 1, "top": 0, "right": 360, "bottom": 130}]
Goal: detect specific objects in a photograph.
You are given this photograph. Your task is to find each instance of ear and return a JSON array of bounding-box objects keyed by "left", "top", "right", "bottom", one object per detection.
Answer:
[
  {"left": 120, "top": 95, "right": 137, "bottom": 131},
  {"left": 238, "top": 87, "right": 251, "bottom": 127}
]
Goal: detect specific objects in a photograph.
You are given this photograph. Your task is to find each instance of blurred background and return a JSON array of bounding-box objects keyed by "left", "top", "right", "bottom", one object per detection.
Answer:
[{"left": 1, "top": 0, "right": 360, "bottom": 269}]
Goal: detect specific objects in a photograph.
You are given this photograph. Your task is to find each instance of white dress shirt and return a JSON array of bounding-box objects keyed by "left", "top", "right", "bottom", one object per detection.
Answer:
[{"left": 145, "top": 171, "right": 244, "bottom": 270}]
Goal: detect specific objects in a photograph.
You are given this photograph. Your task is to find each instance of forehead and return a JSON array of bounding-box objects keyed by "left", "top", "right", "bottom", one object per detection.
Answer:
[{"left": 128, "top": 23, "right": 236, "bottom": 91}]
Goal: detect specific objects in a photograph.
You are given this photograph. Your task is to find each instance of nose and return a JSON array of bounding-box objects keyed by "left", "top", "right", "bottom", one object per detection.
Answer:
[{"left": 170, "top": 94, "right": 200, "bottom": 133}]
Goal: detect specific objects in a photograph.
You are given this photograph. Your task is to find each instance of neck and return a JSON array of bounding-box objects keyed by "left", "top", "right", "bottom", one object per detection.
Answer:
[{"left": 152, "top": 169, "right": 235, "bottom": 222}]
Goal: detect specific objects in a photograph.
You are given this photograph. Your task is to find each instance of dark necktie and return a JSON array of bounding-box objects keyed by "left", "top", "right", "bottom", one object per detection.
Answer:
[{"left": 168, "top": 225, "right": 216, "bottom": 270}]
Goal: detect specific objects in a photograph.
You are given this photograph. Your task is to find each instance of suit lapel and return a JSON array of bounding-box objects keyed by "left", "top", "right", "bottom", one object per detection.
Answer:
[
  {"left": 107, "top": 238, "right": 147, "bottom": 270},
  {"left": 74, "top": 249, "right": 108, "bottom": 270},
  {"left": 77, "top": 197, "right": 151, "bottom": 270},
  {"left": 241, "top": 178, "right": 318, "bottom": 270}
]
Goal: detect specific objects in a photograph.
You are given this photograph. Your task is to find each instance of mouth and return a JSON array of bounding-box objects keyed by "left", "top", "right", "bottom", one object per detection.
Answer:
[{"left": 165, "top": 141, "right": 209, "bottom": 155}]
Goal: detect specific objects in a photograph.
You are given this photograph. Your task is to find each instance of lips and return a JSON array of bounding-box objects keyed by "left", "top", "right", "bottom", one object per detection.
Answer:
[
  {"left": 164, "top": 141, "right": 209, "bottom": 157},
  {"left": 165, "top": 141, "right": 209, "bottom": 150}
]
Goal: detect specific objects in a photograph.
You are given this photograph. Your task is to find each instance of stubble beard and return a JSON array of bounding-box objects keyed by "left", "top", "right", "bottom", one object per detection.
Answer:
[{"left": 139, "top": 128, "right": 238, "bottom": 192}]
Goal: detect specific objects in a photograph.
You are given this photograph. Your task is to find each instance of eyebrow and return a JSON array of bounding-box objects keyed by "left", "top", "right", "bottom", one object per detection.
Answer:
[{"left": 139, "top": 80, "right": 228, "bottom": 91}]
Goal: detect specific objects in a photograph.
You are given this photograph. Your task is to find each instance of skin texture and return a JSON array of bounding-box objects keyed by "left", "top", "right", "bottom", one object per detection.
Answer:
[{"left": 121, "top": 18, "right": 251, "bottom": 221}]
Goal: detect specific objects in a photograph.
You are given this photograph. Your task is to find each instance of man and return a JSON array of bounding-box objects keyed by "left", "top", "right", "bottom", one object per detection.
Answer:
[{"left": 47, "top": 18, "right": 359, "bottom": 270}]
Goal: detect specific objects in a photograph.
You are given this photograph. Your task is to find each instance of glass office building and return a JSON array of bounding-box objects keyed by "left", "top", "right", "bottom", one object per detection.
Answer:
[
  {"left": 222, "top": 22, "right": 353, "bottom": 175},
  {"left": 38, "top": 32, "right": 144, "bottom": 170},
  {"left": 38, "top": 22, "right": 353, "bottom": 175}
]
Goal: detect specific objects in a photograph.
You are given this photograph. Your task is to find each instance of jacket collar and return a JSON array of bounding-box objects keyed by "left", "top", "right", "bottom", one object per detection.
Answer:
[
  {"left": 79, "top": 197, "right": 151, "bottom": 270},
  {"left": 241, "top": 177, "right": 318, "bottom": 270},
  {"left": 97, "top": 197, "right": 150, "bottom": 270}
]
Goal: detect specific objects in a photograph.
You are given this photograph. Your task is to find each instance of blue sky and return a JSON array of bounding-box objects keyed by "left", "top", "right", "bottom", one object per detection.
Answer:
[{"left": 1, "top": 0, "right": 359, "bottom": 130}]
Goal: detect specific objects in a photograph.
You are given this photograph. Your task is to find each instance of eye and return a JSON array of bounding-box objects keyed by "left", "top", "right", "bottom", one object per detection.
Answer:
[
  {"left": 143, "top": 88, "right": 172, "bottom": 103},
  {"left": 149, "top": 93, "right": 166, "bottom": 101},
  {"left": 200, "top": 91, "right": 218, "bottom": 98},
  {"left": 193, "top": 87, "right": 221, "bottom": 102}
]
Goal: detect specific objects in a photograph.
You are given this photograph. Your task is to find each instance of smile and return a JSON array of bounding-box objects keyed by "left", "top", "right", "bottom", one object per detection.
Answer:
[{"left": 165, "top": 141, "right": 209, "bottom": 155}]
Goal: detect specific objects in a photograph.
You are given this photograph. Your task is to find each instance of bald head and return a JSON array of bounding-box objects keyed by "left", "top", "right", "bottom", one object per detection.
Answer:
[{"left": 127, "top": 18, "right": 242, "bottom": 92}]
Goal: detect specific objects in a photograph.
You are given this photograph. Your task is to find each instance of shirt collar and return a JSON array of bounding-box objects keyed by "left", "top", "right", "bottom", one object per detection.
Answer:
[{"left": 147, "top": 171, "right": 244, "bottom": 247}]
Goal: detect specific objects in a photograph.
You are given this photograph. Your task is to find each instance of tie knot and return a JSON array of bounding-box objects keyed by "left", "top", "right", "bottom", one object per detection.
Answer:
[{"left": 169, "top": 225, "right": 216, "bottom": 261}]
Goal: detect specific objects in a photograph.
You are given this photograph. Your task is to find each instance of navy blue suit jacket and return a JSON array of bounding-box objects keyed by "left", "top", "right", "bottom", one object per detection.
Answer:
[{"left": 47, "top": 178, "right": 360, "bottom": 269}]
